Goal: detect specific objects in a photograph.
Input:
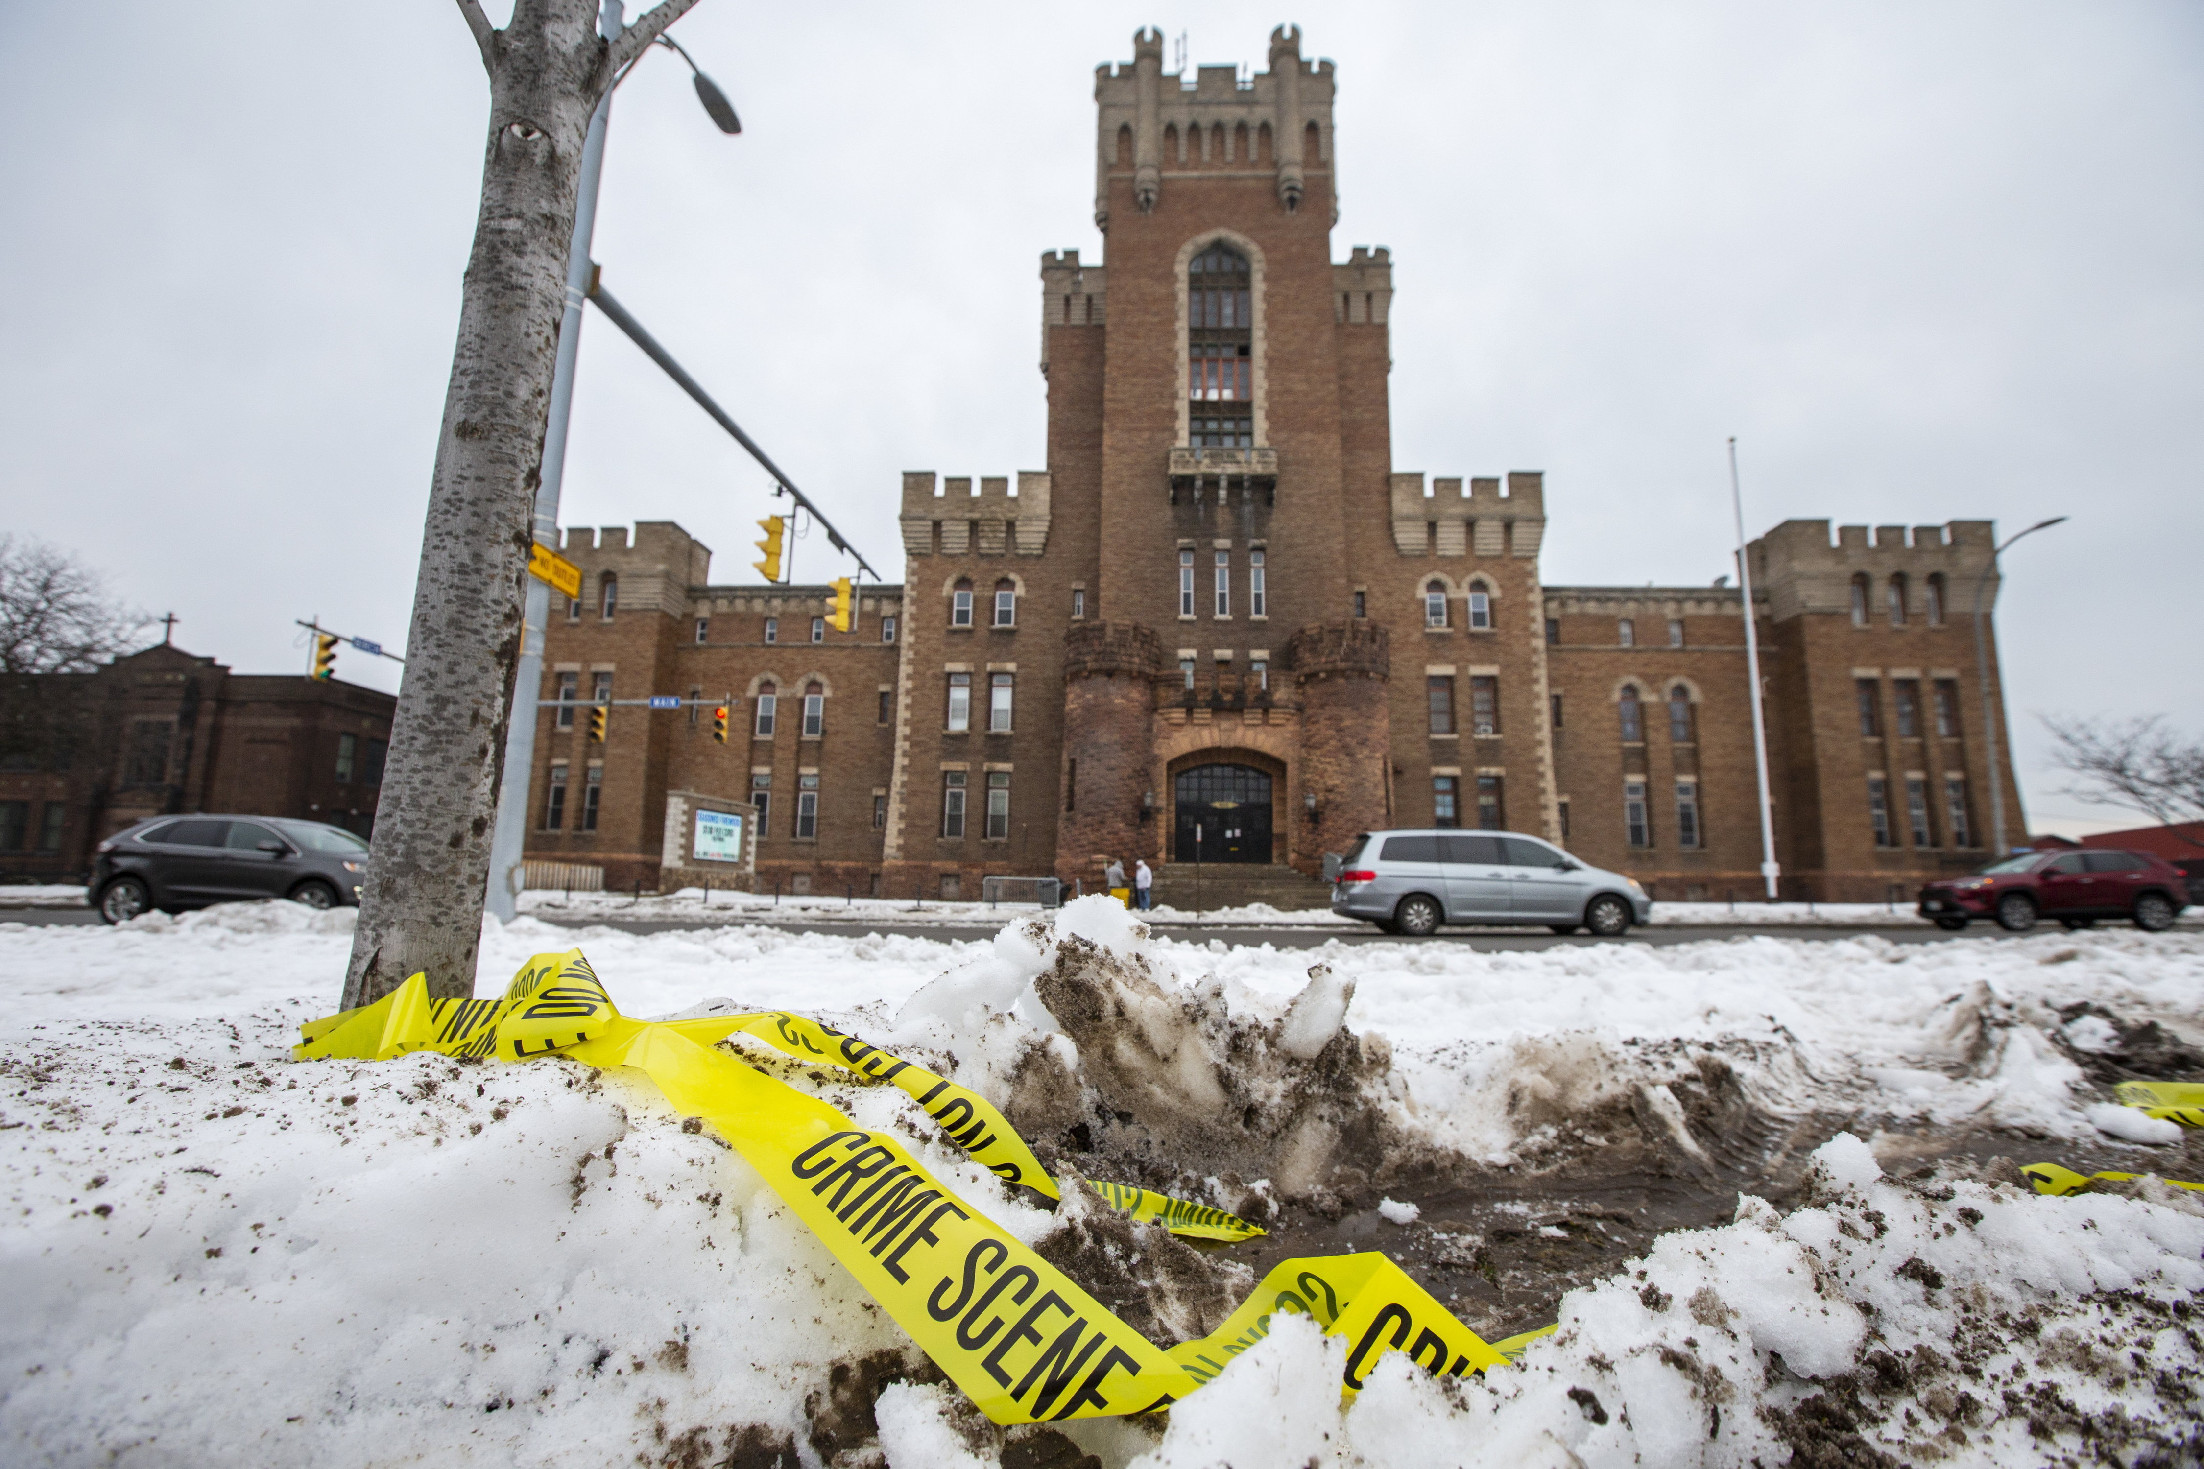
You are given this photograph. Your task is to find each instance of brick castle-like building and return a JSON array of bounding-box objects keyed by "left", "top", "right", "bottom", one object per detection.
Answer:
[{"left": 521, "top": 28, "right": 2026, "bottom": 906}]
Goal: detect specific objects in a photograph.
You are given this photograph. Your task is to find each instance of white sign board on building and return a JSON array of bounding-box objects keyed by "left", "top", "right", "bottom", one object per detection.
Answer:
[{"left": 692, "top": 808, "right": 746, "bottom": 863}]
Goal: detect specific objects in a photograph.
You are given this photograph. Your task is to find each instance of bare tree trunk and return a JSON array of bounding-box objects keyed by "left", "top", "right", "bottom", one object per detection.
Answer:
[{"left": 344, "top": 0, "right": 697, "bottom": 1007}]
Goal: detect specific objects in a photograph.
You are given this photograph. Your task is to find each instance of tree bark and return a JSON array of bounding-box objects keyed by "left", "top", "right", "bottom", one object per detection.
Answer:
[{"left": 344, "top": 0, "right": 697, "bottom": 1007}]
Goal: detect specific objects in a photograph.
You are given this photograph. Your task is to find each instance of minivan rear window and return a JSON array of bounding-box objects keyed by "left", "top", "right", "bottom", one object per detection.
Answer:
[
  {"left": 1381, "top": 834, "right": 1442, "bottom": 863},
  {"left": 1339, "top": 835, "right": 1369, "bottom": 868}
]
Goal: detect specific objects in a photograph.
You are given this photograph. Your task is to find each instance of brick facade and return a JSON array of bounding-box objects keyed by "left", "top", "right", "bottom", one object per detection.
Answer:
[
  {"left": 0, "top": 643, "right": 394, "bottom": 881},
  {"left": 520, "top": 28, "right": 2026, "bottom": 904}
]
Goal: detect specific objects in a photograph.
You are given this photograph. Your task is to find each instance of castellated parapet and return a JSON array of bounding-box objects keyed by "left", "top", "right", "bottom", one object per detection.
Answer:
[
  {"left": 897, "top": 472, "right": 1053, "bottom": 558},
  {"left": 558, "top": 522, "right": 711, "bottom": 618},
  {"left": 1333, "top": 245, "right": 1392, "bottom": 325},
  {"left": 1093, "top": 26, "right": 1336, "bottom": 229},
  {"left": 1388, "top": 472, "right": 1546, "bottom": 559},
  {"left": 1748, "top": 519, "right": 1997, "bottom": 623}
]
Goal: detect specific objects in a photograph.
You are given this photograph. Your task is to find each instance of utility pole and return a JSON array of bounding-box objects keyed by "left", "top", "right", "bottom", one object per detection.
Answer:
[
  {"left": 1973, "top": 517, "right": 2066, "bottom": 856},
  {"left": 1729, "top": 439, "right": 1780, "bottom": 900}
]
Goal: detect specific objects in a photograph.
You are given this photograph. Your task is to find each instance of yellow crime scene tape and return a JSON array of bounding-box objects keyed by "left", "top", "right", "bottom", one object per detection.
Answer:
[
  {"left": 2022, "top": 1163, "right": 2204, "bottom": 1197},
  {"left": 297, "top": 949, "right": 1552, "bottom": 1423},
  {"left": 2114, "top": 1081, "right": 2204, "bottom": 1129}
]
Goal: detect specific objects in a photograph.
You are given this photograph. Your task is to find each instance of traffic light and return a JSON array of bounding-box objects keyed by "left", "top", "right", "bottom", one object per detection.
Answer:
[
  {"left": 312, "top": 634, "right": 337, "bottom": 680},
  {"left": 753, "top": 515, "right": 786, "bottom": 583},
  {"left": 827, "top": 577, "right": 854, "bottom": 633},
  {"left": 712, "top": 705, "right": 729, "bottom": 743},
  {"left": 588, "top": 704, "right": 608, "bottom": 743}
]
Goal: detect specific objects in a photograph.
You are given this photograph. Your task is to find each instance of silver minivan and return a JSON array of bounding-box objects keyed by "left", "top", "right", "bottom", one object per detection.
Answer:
[{"left": 1330, "top": 829, "right": 1651, "bottom": 937}]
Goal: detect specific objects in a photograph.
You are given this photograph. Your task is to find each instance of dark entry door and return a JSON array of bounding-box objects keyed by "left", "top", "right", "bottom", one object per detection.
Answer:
[{"left": 1173, "top": 764, "right": 1273, "bottom": 863}]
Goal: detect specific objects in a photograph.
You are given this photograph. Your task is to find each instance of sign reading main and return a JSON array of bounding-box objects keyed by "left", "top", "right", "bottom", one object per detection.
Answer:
[{"left": 692, "top": 809, "right": 746, "bottom": 863}]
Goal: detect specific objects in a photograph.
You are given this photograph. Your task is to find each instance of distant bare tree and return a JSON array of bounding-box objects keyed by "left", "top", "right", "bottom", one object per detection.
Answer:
[
  {"left": 342, "top": 0, "right": 700, "bottom": 1009},
  {"left": 2041, "top": 714, "right": 2204, "bottom": 845},
  {"left": 0, "top": 536, "right": 151, "bottom": 674}
]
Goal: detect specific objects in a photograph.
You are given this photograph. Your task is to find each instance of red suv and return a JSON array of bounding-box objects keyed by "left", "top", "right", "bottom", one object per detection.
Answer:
[{"left": 1918, "top": 849, "right": 2188, "bottom": 933}]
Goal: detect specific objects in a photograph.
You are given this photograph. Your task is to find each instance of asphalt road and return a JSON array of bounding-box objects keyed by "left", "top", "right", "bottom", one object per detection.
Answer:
[{"left": 0, "top": 903, "right": 2065, "bottom": 950}]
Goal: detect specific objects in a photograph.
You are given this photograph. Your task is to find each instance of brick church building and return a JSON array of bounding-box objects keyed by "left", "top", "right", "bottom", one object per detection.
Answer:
[{"left": 520, "top": 27, "right": 2026, "bottom": 906}]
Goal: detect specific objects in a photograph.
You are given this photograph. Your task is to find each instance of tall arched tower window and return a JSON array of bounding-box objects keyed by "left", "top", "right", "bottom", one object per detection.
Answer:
[{"left": 1188, "top": 243, "right": 1252, "bottom": 448}]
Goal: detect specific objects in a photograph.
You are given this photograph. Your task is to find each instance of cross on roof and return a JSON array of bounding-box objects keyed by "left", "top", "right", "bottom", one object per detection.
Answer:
[{"left": 160, "top": 612, "right": 178, "bottom": 645}]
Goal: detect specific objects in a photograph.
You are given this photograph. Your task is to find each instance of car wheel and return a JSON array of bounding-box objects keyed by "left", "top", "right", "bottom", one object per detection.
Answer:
[
  {"left": 1933, "top": 916, "right": 1968, "bottom": 931},
  {"left": 289, "top": 879, "right": 339, "bottom": 911},
  {"left": 98, "top": 877, "right": 150, "bottom": 926},
  {"left": 2057, "top": 916, "right": 2096, "bottom": 931},
  {"left": 1994, "top": 892, "right": 2038, "bottom": 933},
  {"left": 2133, "top": 892, "right": 2177, "bottom": 933},
  {"left": 1548, "top": 924, "right": 1581, "bottom": 936},
  {"left": 1393, "top": 894, "right": 1443, "bottom": 937},
  {"left": 1584, "top": 895, "right": 1632, "bottom": 937}
]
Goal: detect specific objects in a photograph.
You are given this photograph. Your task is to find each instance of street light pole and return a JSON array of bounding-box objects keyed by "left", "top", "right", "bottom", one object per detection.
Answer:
[
  {"left": 1729, "top": 439, "right": 1781, "bottom": 900},
  {"left": 1972, "top": 516, "right": 2066, "bottom": 857},
  {"left": 484, "top": 1, "right": 624, "bottom": 924},
  {"left": 484, "top": 3, "right": 740, "bottom": 922}
]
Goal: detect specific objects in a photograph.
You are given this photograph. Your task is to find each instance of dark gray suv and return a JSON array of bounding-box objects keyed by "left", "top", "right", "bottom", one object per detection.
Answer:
[{"left": 91, "top": 815, "right": 369, "bottom": 924}]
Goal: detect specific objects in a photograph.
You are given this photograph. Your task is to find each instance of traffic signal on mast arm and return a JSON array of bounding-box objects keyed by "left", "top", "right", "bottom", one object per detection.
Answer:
[
  {"left": 312, "top": 634, "right": 338, "bottom": 680},
  {"left": 827, "top": 577, "right": 854, "bottom": 633},
  {"left": 712, "top": 704, "right": 729, "bottom": 743},
  {"left": 753, "top": 515, "right": 786, "bottom": 582},
  {"left": 588, "top": 704, "right": 608, "bottom": 742}
]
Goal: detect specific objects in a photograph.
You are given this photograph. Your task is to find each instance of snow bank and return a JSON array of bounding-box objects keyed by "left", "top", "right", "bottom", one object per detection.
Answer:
[
  {"left": 1135, "top": 1135, "right": 2204, "bottom": 1467},
  {"left": 3, "top": 901, "right": 2201, "bottom": 1465}
]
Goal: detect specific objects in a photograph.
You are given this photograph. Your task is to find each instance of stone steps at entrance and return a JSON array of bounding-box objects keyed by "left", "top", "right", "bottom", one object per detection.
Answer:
[{"left": 1149, "top": 863, "right": 1334, "bottom": 914}]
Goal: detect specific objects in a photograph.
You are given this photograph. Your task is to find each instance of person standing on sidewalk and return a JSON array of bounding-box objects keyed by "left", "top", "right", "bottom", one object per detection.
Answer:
[
  {"left": 1133, "top": 858, "right": 1153, "bottom": 911},
  {"left": 1104, "top": 857, "right": 1128, "bottom": 907}
]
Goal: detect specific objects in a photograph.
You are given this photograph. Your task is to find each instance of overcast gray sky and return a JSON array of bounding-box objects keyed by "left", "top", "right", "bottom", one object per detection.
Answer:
[{"left": 4, "top": 0, "right": 2198, "bottom": 834}]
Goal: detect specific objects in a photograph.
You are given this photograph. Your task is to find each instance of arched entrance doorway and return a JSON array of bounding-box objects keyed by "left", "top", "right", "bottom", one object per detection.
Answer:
[{"left": 1172, "top": 764, "right": 1273, "bottom": 863}]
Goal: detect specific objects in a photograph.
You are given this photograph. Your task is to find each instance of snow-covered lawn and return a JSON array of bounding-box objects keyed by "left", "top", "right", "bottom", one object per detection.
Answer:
[{"left": 2, "top": 902, "right": 2199, "bottom": 1465}]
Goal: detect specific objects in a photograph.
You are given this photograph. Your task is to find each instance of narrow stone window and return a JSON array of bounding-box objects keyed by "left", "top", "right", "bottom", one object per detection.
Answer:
[
  {"left": 1424, "top": 582, "right": 1449, "bottom": 629},
  {"left": 1179, "top": 550, "right": 1196, "bottom": 617},
  {"left": 1187, "top": 242, "right": 1253, "bottom": 447},
  {"left": 1856, "top": 679, "right": 1882, "bottom": 738},
  {"left": 1214, "top": 551, "right": 1230, "bottom": 617},
  {"left": 554, "top": 671, "right": 577, "bottom": 727},
  {"left": 1617, "top": 618, "right": 1635, "bottom": 648},
  {"left": 877, "top": 689, "right": 892, "bottom": 725},
  {"left": 1668, "top": 687, "right": 1694, "bottom": 744},
  {"left": 581, "top": 767, "right": 602, "bottom": 832},
  {"left": 796, "top": 774, "right": 820, "bottom": 839},
  {"left": 750, "top": 773, "right": 771, "bottom": 832},
  {"left": 1432, "top": 776, "right": 1459, "bottom": 828},
  {"left": 1850, "top": 574, "right": 1870, "bottom": 627},
  {"left": 882, "top": 615, "right": 897, "bottom": 644},
  {"left": 1867, "top": 777, "right": 1894, "bottom": 847},
  {"left": 1944, "top": 777, "right": 1972, "bottom": 847},
  {"left": 1353, "top": 590, "right": 1367, "bottom": 620},
  {"left": 1426, "top": 676, "right": 1454, "bottom": 735},
  {"left": 1905, "top": 776, "right": 1932, "bottom": 847},
  {"left": 872, "top": 793, "right": 887, "bottom": 829},
  {"left": 946, "top": 673, "right": 971, "bottom": 733},
  {"left": 1249, "top": 551, "right": 1266, "bottom": 617},
  {"left": 687, "top": 687, "right": 701, "bottom": 726},
  {"left": 1550, "top": 693, "right": 1564, "bottom": 731},
  {"left": 942, "top": 772, "right": 967, "bottom": 839},
  {"left": 1544, "top": 617, "right": 1559, "bottom": 644},
  {"left": 764, "top": 617, "right": 778, "bottom": 644},
  {"left": 952, "top": 581, "right": 973, "bottom": 628},
  {"left": 809, "top": 616, "right": 823, "bottom": 643},
  {"left": 544, "top": 764, "right": 567, "bottom": 829},
  {"left": 1179, "top": 657, "right": 1196, "bottom": 690},
  {"left": 1894, "top": 680, "right": 1921, "bottom": 739},
  {"left": 1625, "top": 779, "right": 1650, "bottom": 848},
  {"left": 989, "top": 673, "right": 1013, "bottom": 733},
  {"left": 754, "top": 683, "right": 777, "bottom": 738},
  {"left": 599, "top": 574, "right": 617, "bottom": 620},
  {"left": 1934, "top": 680, "right": 1961, "bottom": 738},
  {"left": 1675, "top": 782, "right": 1700, "bottom": 849},
  {"left": 1925, "top": 574, "right": 1945, "bottom": 627},
  {"left": 1072, "top": 588, "right": 1086, "bottom": 620},
  {"left": 1887, "top": 573, "right": 1908, "bottom": 627},
  {"left": 695, "top": 617, "right": 709, "bottom": 644},
  {"left": 1471, "top": 676, "right": 1499, "bottom": 736},
  {"left": 1467, "top": 586, "right": 1491, "bottom": 631},
  {"left": 985, "top": 772, "right": 1011, "bottom": 839},
  {"left": 1667, "top": 618, "right": 1684, "bottom": 648},
  {"left": 1251, "top": 658, "right": 1268, "bottom": 691},
  {"left": 1476, "top": 775, "right": 1505, "bottom": 831},
  {"left": 801, "top": 683, "right": 824, "bottom": 738},
  {"left": 1619, "top": 686, "right": 1644, "bottom": 744},
  {"left": 994, "top": 581, "right": 1016, "bottom": 627}
]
